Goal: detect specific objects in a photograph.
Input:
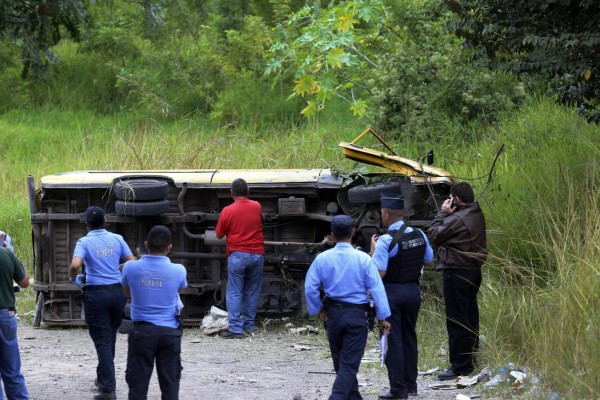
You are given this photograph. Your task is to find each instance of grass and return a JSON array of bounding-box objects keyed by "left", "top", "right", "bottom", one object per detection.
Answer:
[{"left": 2, "top": 95, "right": 600, "bottom": 398}]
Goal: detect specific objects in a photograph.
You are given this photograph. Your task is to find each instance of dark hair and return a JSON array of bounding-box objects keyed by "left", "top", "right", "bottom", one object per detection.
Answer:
[
  {"left": 451, "top": 182, "right": 475, "bottom": 203},
  {"left": 146, "top": 225, "right": 172, "bottom": 253},
  {"left": 231, "top": 178, "right": 249, "bottom": 196}
]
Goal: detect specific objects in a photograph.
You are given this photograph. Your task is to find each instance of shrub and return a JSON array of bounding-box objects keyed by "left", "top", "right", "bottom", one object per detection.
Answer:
[{"left": 369, "top": 0, "right": 525, "bottom": 141}]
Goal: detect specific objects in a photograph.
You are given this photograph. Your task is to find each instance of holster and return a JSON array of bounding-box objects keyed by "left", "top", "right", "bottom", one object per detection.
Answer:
[{"left": 367, "top": 300, "right": 376, "bottom": 331}]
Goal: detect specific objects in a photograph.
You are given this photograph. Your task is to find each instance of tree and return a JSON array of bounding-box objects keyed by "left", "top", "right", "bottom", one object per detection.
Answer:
[
  {"left": 266, "top": 0, "right": 524, "bottom": 138},
  {"left": 0, "top": 0, "right": 88, "bottom": 79},
  {"left": 444, "top": 0, "right": 600, "bottom": 123},
  {"left": 0, "top": 0, "right": 165, "bottom": 80}
]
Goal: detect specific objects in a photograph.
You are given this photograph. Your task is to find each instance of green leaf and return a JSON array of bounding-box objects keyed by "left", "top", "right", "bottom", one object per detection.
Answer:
[
  {"left": 294, "top": 75, "right": 320, "bottom": 96},
  {"left": 337, "top": 14, "right": 357, "bottom": 32},
  {"left": 355, "top": 0, "right": 384, "bottom": 23},
  {"left": 326, "top": 48, "right": 345, "bottom": 69},
  {"left": 350, "top": 99, "right": 368, "bottom": 116},
  {"left": 300, "top": 100, "right": 318, "bottom": 118}
]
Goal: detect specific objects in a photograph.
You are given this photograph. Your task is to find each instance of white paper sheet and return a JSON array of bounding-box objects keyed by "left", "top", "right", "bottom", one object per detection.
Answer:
[{"left": 380, "top": 329, "right": 388, "bottom": 367}]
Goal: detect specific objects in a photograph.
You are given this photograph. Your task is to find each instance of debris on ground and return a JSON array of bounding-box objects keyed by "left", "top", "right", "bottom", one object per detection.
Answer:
[
  {"left": 293, "top": 344, "right": 312, "bottom": 351},
  {"left": 288, "top": 325, "right": 319, "bottom": 335},
  {"left": 419, "top": 366, "right": 440, "bottom": 376},
  {"left": 427, "top": 362, "right": 539, "bottom": 399},
  {"left": 200, "top": 306, "right": 229, "bottom": 335}
]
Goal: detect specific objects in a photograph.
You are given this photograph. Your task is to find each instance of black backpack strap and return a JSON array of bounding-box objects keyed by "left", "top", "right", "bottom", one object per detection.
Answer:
[{"left": 388, "top": 223, "right": 409, "bottom": 252}]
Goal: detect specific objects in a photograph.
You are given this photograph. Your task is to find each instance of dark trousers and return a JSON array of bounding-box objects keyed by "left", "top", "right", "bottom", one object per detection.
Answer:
[
  {"left": 326, "top": 304, "right": 369, "bottom": 400},
  {"left": 83, "top": 284, "right": 126, "bottom": 393},
  {"left": 442, "top": 268, "right": 482, "bottom": 375},
  {"left": 384, "top": 283, "right": 421, "bottom": 397},
  {"left": 126, "top": 324, "right": 183, "bottom": 400}
]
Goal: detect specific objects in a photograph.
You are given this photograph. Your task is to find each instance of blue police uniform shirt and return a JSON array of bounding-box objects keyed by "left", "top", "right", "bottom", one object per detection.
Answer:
[
  {"left": 305, "top": 242, "right": 391, "bottom": 321},
  {"left": 121, "top": 255, "right": 188, "bottom": 329},
  {"left": 72, "top": 229, "right": 133, "bottom": 285},
  {"left": 0, "top": 230, "right": 14, "bottom": 253},
  {"left": 372, "top": 220, "right": 433, "bottom": 272}
]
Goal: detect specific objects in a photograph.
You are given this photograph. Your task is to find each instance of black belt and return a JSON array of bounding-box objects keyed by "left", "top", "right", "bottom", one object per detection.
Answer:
[
  {"left": 0, "top": 307, "right": 15, "bottom": 312},
  {"left": 329, "top": 300, "right": 371, "bottom": 311},
  {"left": 133, "top": 321, "right": 155, "bottom": 326},
  {"left": 84, "top": 283, "right": 121, "bottom": 291},
  {"left": 384, "top": 280, "right": 420, "bottom": 285}
]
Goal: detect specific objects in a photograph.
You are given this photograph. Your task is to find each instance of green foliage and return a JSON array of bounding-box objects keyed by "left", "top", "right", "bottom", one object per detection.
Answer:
[
  {"left": 266, "top": 0, "right": 526, "bottom": 138},
  {"left": 444, "top": 0, "right": 600, "bottom": 123},
  {"left": 266, "top": 0, "right": 386, "bottom": 118},
  {"left": 478, "top": 110, "right": 600, "bottom": 396},
  {"left": 224, "top": 15, "right": 273, "bottom": 73},
  {"left": 0, "top": 42, "right": 29, "bottom": 112},
  {"left": 210, "top": 72, "right": 303, "bottom": 128},
  {"left": 0, "top": 0, "right": 88, "bottom": 79},
  {"left": 369, "top": 0, "right": 525, "bottom": 140}
]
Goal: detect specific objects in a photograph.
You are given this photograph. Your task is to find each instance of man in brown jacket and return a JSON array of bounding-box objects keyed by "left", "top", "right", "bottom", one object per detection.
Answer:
[{"left": 427, "top": 182, "right": 487, "bottom": 380}]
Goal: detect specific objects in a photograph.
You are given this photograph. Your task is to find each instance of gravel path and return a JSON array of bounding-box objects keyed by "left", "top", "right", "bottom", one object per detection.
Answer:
[{"left": 16, "top": 321, "right": 493, "bottom": 400}]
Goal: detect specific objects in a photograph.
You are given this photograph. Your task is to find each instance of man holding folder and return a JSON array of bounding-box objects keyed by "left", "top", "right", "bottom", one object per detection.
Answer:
[{"left": 371, "top": 193, "right": 433, "bottom": 399}]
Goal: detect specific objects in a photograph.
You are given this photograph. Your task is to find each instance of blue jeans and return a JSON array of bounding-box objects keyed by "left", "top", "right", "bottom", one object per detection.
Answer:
[
  {"left": 83, "top": 284, "right": 126, "bottom": 393},
  {"left": 0, "top": 310, "right": 29, "bottom": 400},
  {"left": 226, "top": 252, "right": 264, "bottom": 333}
]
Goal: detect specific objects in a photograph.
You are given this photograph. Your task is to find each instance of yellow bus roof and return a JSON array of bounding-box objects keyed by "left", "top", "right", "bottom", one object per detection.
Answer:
[{"left": 39, "top": 169, "right": 344, "bottom": 189}]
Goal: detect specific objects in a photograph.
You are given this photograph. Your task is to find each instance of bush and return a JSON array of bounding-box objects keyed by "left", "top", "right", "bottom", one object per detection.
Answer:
[
  {"left": 211, "top": 73, "right": 303, "bottom": 129},
  {"left": 369, "top": 0, "right": 525, "bottom": 141}
]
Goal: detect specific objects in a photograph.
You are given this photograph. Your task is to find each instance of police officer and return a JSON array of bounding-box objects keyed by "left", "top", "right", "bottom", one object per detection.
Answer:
[
  {"left": 69, "top": 206, "right": 135, "bottom": 400},
  {"left": 370, "top": 193, "right": 433, "bottom": 399},
  {"left": 305, "top": 215, "right": 391, "bottom": 400},
  {"left": 0, "top": 230, "right": 15, "bottom": 253},
  {"left": 121, "top": 225, "right": 188, "bottom": 400}
]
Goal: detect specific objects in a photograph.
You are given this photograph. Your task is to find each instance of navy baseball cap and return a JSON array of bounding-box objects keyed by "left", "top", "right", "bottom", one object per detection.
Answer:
[
  {"left": 84, "top": 206, "right": 105, "bottom": 227},
  {"left": 331, "top": 215, "right": 354, "bottom": 237},
  {"left": 380, "top": 192, "right": 404, "bottom": 210}
]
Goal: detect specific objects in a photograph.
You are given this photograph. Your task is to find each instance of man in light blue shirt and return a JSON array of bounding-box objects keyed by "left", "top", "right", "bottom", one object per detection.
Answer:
[
  {"left": 305, "top": 215, "right": 391, "bottom": 400},
  {"left": 69, "top": 206, "right": 135, "bottom": 400},
  {"left": 121, "top": 225, "right": 187, "bottom": 400},
  {"left": 370, "top": 193, "right": 433, "bottom": 399},
  {"left": 0, "top": 230, "right": 14, "bottom": 253}
]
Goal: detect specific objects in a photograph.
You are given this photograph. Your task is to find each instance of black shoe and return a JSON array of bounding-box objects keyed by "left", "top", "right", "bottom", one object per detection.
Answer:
[
  {"left": 93, "top": 391, "right": 116, "bottom": 400},
  {"left": 219, "top": 331, "right": 246, "bottom": 339},
  {"left": 378, "top": 391, "right": 407, "bottom": 399},
  {"left": 408, "top": 390, "right": 417, "bottom": 397},
  {"left": 437, "top": 368, "right": 458, "bottom": 380}
]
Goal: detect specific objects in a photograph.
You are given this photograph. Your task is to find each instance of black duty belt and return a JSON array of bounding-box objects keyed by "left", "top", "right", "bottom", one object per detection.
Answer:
[
  {"left": 329, "top": 300, "right": 371, "bottom": 311},
  {"left": 133, "top": 321, "right": 155, "bottom": 326},
  {"left": 384, "top": 280, "right": 420, "bottom": 285},
  {"left": 84, "top": 283, "right": 121, "bottom": 291}
]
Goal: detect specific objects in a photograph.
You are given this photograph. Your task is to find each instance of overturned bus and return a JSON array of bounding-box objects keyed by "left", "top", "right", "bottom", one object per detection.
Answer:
[{"left": 28, "top": 128, "right": 454, "bottom": 327}]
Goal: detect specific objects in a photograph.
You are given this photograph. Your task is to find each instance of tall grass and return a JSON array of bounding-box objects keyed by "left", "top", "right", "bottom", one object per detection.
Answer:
[{"left": 471, "top": 100, "right": 599, "bottom": 398}]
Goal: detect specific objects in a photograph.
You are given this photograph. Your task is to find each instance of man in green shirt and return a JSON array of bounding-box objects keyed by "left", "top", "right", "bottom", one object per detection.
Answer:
[{"left": 0, "top": 243, "right": 31, "bottom": 399}]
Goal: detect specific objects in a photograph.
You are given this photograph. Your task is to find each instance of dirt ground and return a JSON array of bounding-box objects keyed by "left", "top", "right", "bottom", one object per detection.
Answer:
[{"left": 16, "top": 320, "right": 490, "bottom": 400}]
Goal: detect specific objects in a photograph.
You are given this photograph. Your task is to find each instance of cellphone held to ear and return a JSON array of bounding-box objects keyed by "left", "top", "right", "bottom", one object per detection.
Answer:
[{"left": 450, "top": 196, "right": 458, "bottom": 209}]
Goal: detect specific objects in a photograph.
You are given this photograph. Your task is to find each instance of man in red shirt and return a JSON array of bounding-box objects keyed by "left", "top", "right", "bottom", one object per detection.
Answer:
[{"left": 215, "top": 178, "right": 265, "bottom": 339}]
